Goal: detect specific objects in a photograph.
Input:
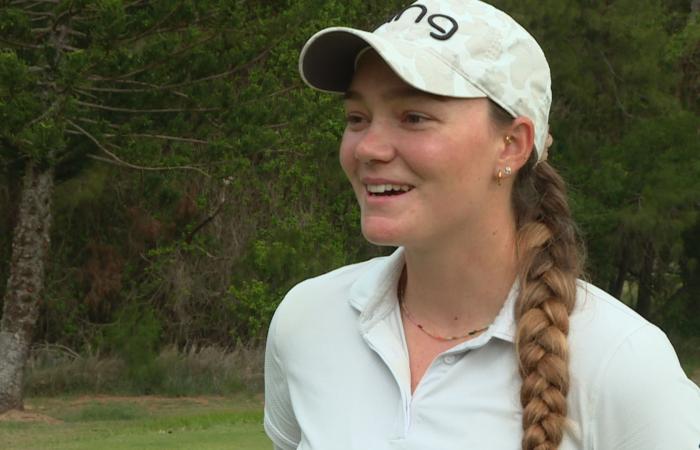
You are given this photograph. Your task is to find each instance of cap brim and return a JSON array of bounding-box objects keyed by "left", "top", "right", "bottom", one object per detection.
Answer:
[
  {"left": 299, "top": 27, "right": 372, "bottom": 94},
  {"left": 299, "top": 27, "right": 486, "bottom": 99}
]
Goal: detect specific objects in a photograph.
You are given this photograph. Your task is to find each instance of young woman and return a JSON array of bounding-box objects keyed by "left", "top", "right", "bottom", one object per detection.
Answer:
[{"left": 264, "top": 1, "right": 700, "bottom": 449}]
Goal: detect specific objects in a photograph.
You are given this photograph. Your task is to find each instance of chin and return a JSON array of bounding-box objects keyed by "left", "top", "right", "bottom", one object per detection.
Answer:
[
  {"left": 360, "top": 219, "right": 404, "bottom": 247},
  {"left": 362, "top": 234, "right": 400, "bottom": 247}
]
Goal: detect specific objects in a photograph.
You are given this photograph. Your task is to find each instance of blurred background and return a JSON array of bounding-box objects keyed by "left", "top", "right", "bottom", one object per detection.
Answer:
[{"left": 1, "top": 0, "right": 698, "bottom": 404}]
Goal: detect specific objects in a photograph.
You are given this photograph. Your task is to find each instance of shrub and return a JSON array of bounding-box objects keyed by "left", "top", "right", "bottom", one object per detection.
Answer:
[{"left": 23, "top": 343, "right": 263, "bottom": 396}]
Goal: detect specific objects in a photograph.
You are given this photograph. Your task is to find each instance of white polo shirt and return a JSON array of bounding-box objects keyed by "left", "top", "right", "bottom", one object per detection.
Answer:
[{"left": 264, "top": 248, "right": 700, "bottom": 450}]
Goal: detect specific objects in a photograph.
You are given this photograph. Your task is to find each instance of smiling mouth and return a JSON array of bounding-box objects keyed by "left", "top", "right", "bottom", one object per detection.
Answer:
[{"left": 365, "top": 184, "right": 414, "bottom": 197}]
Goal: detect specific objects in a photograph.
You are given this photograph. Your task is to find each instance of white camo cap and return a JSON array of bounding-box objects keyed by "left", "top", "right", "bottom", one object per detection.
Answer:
[{"left": 299, "top": 0, "right": 552, "bottom": 161}]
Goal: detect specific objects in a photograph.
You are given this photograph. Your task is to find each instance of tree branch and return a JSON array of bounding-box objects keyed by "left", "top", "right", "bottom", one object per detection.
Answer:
[
  {"left": 75, "top": 117, "right": 118, "bottom": 129},
  {"left": 73, "top": 88, "right": 102, "bottom": 101},
  {"left": 123, "top": 0, "right": 149, "bottom": 9},
  {"left": 85, "top": 47, "right": 270, "bottom": 99},
  {"left": 74, "top": 100, "right": 219, "bottom": 113},
  {"left": 93, "top": 34, "right": 219, "bottom": 81},
  {"left": 117, "top": 12, "right": 219, "bottom": 45},
  {"left": 11, "top": 0, "right": 58, "bottom": 7},
  {"left": 26, "top": 100, "right": 61, "bottom": 128},
  {"left": 67, "top": 119, "right": 210, "bottom": 178},
  {"left": 241, "top": 85, "right": 299, "bottom": 105},
  {"left": 77, "top": 85, "right": 191, "bottom": 99},
  {"left": 103, "top": 133, "right": 211, "bottom": 145},
  {"left": 119, "top": 2, "right": 182, "bottom": 44},
  {"left": 86, "top": 154, "right": 210, "bottom": 178},
  {"left": 21, "top": 10, "right": 53, "bottom": 18},
  {"left": 264, "top": 123, "right": 289, "bottom": 130},
  {"left": 600, "top": 50, "right": 635, "bottom": 119},
  {"left": 79, "top": 79, "right": 191, "bottom": 99},
  {"left": 0, "top": 37, "right": 42, "bottom": 49},
  {"left": 185, "top": 198, "right": 226, "bottom": 244}
]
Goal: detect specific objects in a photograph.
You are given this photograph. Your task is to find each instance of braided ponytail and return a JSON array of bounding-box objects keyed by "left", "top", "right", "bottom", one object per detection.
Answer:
[
  {"left": 513, "top": 160, "right": 583, "bottom": 450},
  {"left": 489, "top": 99, "right": 583, "bottom": 450}
]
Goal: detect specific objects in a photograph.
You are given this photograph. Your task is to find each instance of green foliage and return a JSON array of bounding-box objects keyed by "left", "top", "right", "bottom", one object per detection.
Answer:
[
  {"left": 490, "top": 0, "right": 700, "bottom": 324},
  {"left": 225, "top": 215, "right": 348, "bottom": 339},
  {"left": 226, "top": 280, "right": 277, "bottom": 341},
  {"left": 1, "top": 0, "right": 698, "bottom": 370},
  {"left": 101, "top": 305, "right": 163, "bottom": 392}
]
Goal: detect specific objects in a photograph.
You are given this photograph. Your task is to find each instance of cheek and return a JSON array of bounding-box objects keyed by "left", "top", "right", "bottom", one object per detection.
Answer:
[
  {"left": 339, "top": 133, "right": 358, "bottom": 179},
  {"left": 419, "top": 134, "right": 492, "bottom": 194},
  {"left": 414, "top": 136, "right": 472, "bottom": 178}
]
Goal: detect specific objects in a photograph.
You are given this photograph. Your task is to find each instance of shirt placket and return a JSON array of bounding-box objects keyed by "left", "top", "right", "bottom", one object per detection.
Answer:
[{"left": 362, "top": 313, "right": 413, "bottom": 439}]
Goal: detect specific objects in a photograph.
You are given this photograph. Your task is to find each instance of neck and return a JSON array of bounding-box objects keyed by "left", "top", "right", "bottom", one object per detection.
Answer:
[{"left": 401, "top": 214, "right": 518, "bottom": 334}]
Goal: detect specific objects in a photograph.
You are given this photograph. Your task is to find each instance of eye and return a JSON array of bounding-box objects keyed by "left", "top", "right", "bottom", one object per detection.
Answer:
[
  {"left": 403, "top": 112, "right": 430, "bottom": 125},
  {"left": 345, "top": 113, "right": 368, "bottom": 130},
  {"left": 345, "top": 114, "right": 363, "bottom": 124}
]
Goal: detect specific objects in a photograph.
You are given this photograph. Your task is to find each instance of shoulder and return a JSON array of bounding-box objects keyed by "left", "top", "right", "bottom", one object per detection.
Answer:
[
  {"left": 568, "top": 281, "right": 700, "bottom": 448},
  {"left": 275, "top": 255, "right": 386, "bottom": 316},
  {"left": 287, "top": 256, "right": 383, "bottom": 298},
  {"left": 568, "top": 280, "right": 680, "bottom": 383},
  {"left": 268, "top": 253, "right": 392, "bottom": 346},
  {"left": 569, "top": 281, "right": 651, "bottom": 347},
  {"left": 568, "top": 281, "right": 664, "bottom": 381}
]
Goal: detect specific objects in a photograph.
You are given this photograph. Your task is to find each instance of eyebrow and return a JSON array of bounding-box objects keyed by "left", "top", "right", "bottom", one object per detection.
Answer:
[{"left": 343, "top": 86, "right": 448, "bottom": 103}]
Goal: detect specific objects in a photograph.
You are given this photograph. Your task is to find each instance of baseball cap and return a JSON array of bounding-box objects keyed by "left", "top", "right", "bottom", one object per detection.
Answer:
[{"left": 299, "top": 0, "right": 552, "bottom": 161}]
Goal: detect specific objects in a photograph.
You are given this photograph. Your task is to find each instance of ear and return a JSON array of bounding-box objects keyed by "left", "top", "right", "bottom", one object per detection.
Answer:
[{"left": 497, "top": 116, "right": 535, "bottom": 173}]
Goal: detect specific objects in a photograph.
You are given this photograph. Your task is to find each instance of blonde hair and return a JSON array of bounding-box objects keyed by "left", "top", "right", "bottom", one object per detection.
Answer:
[
  {"left": 514, "top": 160, "right": 582, "bottom": 450},
  {"left": 491, "top": 102, "right": 584, "bottom": 450}
]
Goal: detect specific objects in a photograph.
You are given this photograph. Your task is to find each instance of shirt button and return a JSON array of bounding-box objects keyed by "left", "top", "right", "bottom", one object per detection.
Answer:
[{"left": 443, "top": 355, "right": 456, "bottom": 365}]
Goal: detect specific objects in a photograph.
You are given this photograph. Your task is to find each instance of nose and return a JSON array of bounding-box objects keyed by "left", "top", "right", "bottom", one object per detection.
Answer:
[{"left": 353, "top": 122, "right": 395, "bottom": 164}]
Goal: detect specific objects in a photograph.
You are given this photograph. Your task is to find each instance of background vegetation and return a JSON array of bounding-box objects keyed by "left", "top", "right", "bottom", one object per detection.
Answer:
[{"left": 1, "top": 0, "right": 698, "bottom": 396}]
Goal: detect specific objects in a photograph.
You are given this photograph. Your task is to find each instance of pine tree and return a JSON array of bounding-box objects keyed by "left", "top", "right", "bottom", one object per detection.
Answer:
[{"left": 0, "top": 0, "right": 249, "bottom": 413}]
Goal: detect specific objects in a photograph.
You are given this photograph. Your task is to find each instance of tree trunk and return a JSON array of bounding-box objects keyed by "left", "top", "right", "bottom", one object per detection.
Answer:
[
  {"left": 635, "top": 241, "right": 655, "bottom": 319},
  {"left": 0, "top": 163, "right": 54, "bottom": 413},
  {"left": 608, "top": 243, "right": 629, "bottom": 299}
]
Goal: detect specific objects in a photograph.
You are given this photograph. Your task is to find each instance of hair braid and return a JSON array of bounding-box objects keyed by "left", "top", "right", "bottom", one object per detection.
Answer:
[{"left": 513, "top": 159, "right": 583, "bottom": 450}]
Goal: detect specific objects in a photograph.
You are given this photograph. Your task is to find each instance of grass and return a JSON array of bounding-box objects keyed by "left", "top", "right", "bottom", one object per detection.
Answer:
[
  {"left": 0, "top": 395, "right": 271, "bottom": 450},
  {"left": 4, "top": 344, "right": 272, "bottom": 448}
]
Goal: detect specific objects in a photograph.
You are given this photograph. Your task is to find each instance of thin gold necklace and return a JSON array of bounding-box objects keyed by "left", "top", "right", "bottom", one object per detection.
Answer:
[{"left": 397, "top": 272, "right": 490, "bottom": 342}]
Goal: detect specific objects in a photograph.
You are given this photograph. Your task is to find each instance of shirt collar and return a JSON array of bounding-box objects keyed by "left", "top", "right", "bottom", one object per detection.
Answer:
[
  {"left": 348, "top": 248, "right": 406, "bottom": 334},
  {"left": 348, "top": 247, "right": 518, "bottom": 343},
  {"left": 488, "top": 280, "right": 518, "bottom": 343}
]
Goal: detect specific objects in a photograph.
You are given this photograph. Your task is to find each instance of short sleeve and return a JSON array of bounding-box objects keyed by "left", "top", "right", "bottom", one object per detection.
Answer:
[
  {"left": 591, "top": 324, "right": 700, "bottom": 449},
  {"left": 264, "top": 307, "right": 301, "bottom": 450}
]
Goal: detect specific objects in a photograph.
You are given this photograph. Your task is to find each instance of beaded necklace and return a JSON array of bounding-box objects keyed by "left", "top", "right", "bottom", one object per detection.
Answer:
[{"left": 397, "top": 272, "right": 490, "bottom": 342}]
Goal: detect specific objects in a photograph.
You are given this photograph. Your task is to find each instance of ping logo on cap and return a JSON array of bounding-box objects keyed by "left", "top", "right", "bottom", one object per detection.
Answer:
[{"left": 386, "top": 3, "right": 458, "bottom": 41}]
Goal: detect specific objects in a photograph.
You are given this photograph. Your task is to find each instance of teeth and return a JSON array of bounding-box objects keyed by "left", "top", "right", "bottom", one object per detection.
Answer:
[{"left": 366, "top": 184, "right": 413, "bottom": 193}]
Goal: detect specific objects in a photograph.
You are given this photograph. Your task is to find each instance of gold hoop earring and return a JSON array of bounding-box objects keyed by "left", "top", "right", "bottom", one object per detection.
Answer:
[{"left": 497, "top": 169, "right": 503, "bottom": 186}]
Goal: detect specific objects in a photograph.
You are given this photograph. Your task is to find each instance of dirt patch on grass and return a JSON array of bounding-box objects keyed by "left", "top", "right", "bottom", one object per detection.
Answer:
[
  {"left": 69, "top": 395, "right": 216, "bottom": 405},
  {"left": 0, "top": 409, "right": 62, "bottom": 424},
  {"left": 65, "top": 395, "right": 226, "bottom": 413},
  {"left": 14, "top": 394, "right": 264, "bottom": 423}
]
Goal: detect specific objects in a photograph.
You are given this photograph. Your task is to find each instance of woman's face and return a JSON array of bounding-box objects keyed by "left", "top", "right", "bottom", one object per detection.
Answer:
[{"left": 340, "top": 51, "right": 507, "bottom": 249}]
